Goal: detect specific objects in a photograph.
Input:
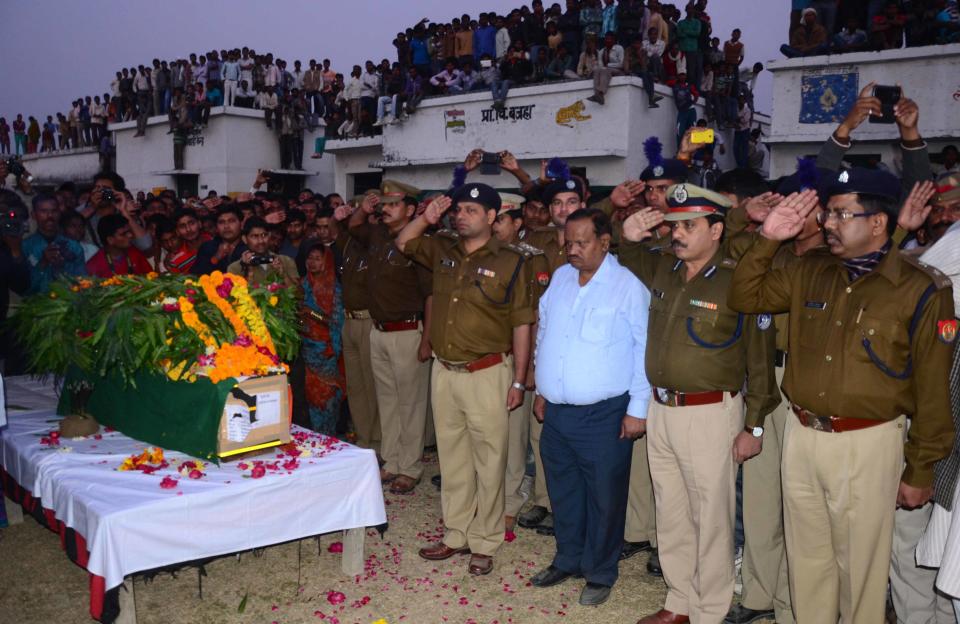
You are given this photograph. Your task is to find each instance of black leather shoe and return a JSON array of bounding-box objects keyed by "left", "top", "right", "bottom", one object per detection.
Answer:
[
  {"left": 579, "top": 582, "right": 611, "bottom": 606},
  {"left": 535, "top": 512, "right": 554, "bottom": 536},
  {"left": 530, "top": 565, "right": 574, "bottom": 587},
  {"left": 723, "top": 604, "right": 775, "bottom": 624},
  {"left": 620, "top": 540, "right": 652, "bottom": 561},
  {"left": 518, "top": 505, "right": 549, "bottom": 528},
  {"left": 431, "top": 474, "right": 441, "bottom": 489},
  {"left": 646, "top": 548, "right": 662, "bottom": 577}
]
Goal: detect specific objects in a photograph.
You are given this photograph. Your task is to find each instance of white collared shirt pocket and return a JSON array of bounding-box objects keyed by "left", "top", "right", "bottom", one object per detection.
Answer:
[{"left": 580, "top": 306, "right": 617, "bottom": 344}]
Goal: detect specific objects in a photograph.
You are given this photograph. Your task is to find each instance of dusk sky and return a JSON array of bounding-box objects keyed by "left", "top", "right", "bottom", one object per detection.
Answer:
[{"left": 0, "top": 0, "right": 789, "bottom": 125}]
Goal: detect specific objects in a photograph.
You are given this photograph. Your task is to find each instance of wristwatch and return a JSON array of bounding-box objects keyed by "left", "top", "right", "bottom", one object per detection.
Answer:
[
  {"left": 746, "top": 426, "right": 764, "bottom": 438},
  {"left": 511, "top": 382, "right": 525, "bottom": 391}
]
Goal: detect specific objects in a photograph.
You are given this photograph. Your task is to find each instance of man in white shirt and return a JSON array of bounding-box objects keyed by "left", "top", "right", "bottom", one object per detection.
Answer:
[
  {"left": 239, "top": 50, "right": 255, "bottom": 87},
  {"left": 587, "top": 32, "right": 625, "bottom": 106},
  {"left": 222, "top": 51, "right": 241, "bottom": 106},
  {"left": 430, "top": 61, "right": 463, "bottom": 94},
  {"left": 529, "top": 206, "right": 651, "bottom": 607},
  {"left": 642, "top": 27, "right": 666, "bottom": 81}
]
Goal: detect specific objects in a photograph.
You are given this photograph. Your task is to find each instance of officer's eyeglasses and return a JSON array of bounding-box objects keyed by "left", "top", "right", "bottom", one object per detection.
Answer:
[{"left": 815, "top": 210, "right": 878, "bottom": 226}]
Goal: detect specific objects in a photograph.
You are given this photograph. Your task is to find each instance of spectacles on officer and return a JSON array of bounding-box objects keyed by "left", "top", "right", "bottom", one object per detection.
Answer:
[{"left": 815, "top": 209, "right": 878, "bottom": 226}]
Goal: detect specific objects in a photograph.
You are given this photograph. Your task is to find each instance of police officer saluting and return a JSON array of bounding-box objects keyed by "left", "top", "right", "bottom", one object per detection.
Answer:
[
  {"left": 396, "top": 182, "right": 536, "bottom": 576},
  {"left": 729, "top": 169, "right": 955, "bottom": 623},
  {"left": 620, "top": 183, "right": 780, "bottom": 624},
  {"left": 348, "top": 180, "right": 433, "bottom": 494}
]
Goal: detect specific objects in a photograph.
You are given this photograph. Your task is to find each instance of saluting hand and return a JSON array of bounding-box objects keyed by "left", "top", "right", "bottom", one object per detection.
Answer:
[
  {"left": 423, "top": 195, "right": 452, "bottom": 225},
  {"left": 610, "top": 180, "right": 646, "bottom": 209},
  {"left": 619, "top": 416, "right": 646, "bottom": 440},
  {"left": 360, "top": 192, "right": 379, "bottom": 215},
  {"left": 743, "top": 192, "right": 784, "bottom": 223},
  {"left": 732, "top": 430, "right": 762, "bottom": 464},
  {"left": 760, "top": 190, "right": 819, "bottom": 241},
  {"left": 333, "top": 203, "right": 355, "bottom": 222},
  {"left": 622, "top": 207, "right": 665, "bottom": 242},
  {"left": 897, "top": 180, "right": 936, "bottom": 232}
]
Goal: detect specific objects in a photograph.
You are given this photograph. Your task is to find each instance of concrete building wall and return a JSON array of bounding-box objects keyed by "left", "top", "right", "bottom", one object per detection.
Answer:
[
  {"left": 766, "top": 44, "right": 960, "bottom": 178},
  {"left": 19, "top": 147, "right": 102, "bottom": 188}
]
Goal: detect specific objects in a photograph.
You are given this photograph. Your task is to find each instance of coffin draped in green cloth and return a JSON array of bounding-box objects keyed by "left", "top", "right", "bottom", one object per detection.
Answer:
[{"left": 57, "top": 370, "right": 237, "bottom": 462}]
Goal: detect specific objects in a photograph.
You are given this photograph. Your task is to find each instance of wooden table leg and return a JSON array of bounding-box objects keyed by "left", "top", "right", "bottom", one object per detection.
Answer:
[
  {"left": 341, "top": 527, "right": 364, "bottom": 576},
  {"left": 3, "top": 494, "right": 24, "bottom": 525},
  {"left": 116, "top": 576, "right": 137, "bottom": 624}
]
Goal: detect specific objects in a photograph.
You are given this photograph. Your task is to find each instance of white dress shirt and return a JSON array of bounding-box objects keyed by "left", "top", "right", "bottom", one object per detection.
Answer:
[{"left": 535, "top": 253, "right": 652, "bottom": 418}]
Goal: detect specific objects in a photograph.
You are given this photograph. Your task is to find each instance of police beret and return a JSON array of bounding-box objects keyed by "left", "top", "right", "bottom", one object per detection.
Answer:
[
  {"left": 542, "top": 177, "right": 584, "bottom": 206},
  {"left": 664, "top": 183, "right": 733, "bottom": 221},
  {"left": 451, "top": 182, "right": 501, "bottom": 211},
  {"left": 377, "top": 179, "right": 420, "bottom": 204},
  {"left": 640, "top": 158, "right": 689, "bottom": 182},
  {"left": 936, "top": 174, "right": 960, "bottom": 204},
  {"left": 776, "top": 163, "right": 832, "bottom": 197},
  {"left": 824, "top": 168, "right": 901, "bottom": 202}
]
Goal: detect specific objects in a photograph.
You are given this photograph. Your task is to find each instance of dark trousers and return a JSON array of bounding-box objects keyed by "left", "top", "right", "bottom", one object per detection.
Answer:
[{"left": 541, "top": 392, "right": 633, "bottom": 587}]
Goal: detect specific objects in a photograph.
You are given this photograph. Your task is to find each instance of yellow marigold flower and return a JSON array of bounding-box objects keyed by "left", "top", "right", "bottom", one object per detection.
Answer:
[{"left": 269, "top": 296, "right": 278, "bottom": 306}]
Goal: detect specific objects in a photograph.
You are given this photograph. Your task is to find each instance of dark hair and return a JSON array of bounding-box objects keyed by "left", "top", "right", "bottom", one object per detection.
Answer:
[
  {"left": 317, "top": 206, "right": 334, "bottom": 219},
  {"left": 31, "top": 192, "right": 58, "bottom": 211},
  {"left": 857, "top": 194, "right": 899, "bottom": 236},
  {"left": 566, "top": 208, "right": 613, "bottom": 238},
  {"left": 59, "top": 210, "right": 85, "bottom": 230},
  {"left": 210, "top": 205, "right": 239, "bottom": 222},
  {"left": 97, "top": 214, "right": 129, "bottom": 245},
  {"left": 93, "top": 170, "right": 126, "bottom": 191},
  {"left": 174, "top": 208, "right": 199, "bottom": 224},
  {"left": 243, "top": 216, "right": 269, "bottom": 235},
  {"left": 286, "top": 208, "right": 306, "bottom": 224},
  {"left": 296, "top": 239, "right": 328, "bottom": 276},
  {"left": 715, "top": 168, "right": 770, "bottom": 202}
]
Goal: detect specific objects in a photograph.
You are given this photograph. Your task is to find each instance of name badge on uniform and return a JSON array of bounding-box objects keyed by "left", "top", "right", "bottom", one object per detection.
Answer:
[
  {"left": 441, "top": 258, "right": 456, "bottom": 268},
  {"left": 478, "top": 268, "right": 496, "bottom": 278},
  {"left": 690, "top": 299, "right": 718, "bottom": 311},
  {"left": 805, "top": 301, "right": 827, "bottom": 310}
]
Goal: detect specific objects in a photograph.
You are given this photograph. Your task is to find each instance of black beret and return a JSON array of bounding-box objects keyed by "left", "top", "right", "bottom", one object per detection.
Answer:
[
  {"left": 640, "top": 158, "right": 689, "bottom": 182},
  {"left": 451, "top": 182, "right": 501, "bottom": 211},
  {"left": 824, "top": 168, "right": 901, "bottom": 202},
  {"left": 542, "top": 177, "right": 584, "bottom": 206}
]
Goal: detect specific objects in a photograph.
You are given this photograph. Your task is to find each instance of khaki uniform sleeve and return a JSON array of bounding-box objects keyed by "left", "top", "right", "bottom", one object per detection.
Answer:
[
  {"left": 509, "top": 257, "right": 537, "bottom": 327},
  {"left": 728, "top": 236, "right": 793, "bottom": 314},
  {"left": 743, "top": 312, "right": 782, "bottom": 428},
  {"left": 724, "top": 230, "right": 758, "bottom": 262},
  {"left": 402, "top": 235, "right": 436, "bottom": 270},
  {"left": 348, "top": 221, "right": 372, "bottom": 245},
  {"left": 903, "top": 288, "right": 956, "bottom": 487},
  {"left": 724, "top": 205, "right": 751, "bottom": 239},
  {"left": 618, "top": 240, "right": 662, "bottom": 288},
  {"left": 595, "top": 196, "right": 615, "bottom": 217}
]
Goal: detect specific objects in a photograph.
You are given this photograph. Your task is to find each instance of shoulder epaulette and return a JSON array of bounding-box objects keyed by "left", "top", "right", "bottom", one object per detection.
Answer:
[
  {"left": 513, "top": 241, "right": 545, "bottom": 256},
  {"left": 901, "top": 253, "right": 953, "bottom": 290},
  {"left": 436, "top": 229, "right": 460, "bottom": 240},
  {"left": 504, "top": 242, "right": 533, "bottom": 258},
  {"left": 721, "top": 257, "right": 738, "bottom": 269}
]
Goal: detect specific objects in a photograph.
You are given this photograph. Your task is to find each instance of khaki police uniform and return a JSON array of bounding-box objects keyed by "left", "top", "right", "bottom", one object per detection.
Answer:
[
  {"left": 730, "top": 231, "right": 955, "bottom": 623},
  {"left": 404, "top": 228, "right": 536, "bottom": 556},
  {"left": 620, "top": 184, "right": 780, "bottom": 621},
  {"left": 349, "top": 181, "right": 433, "bottom": 482},
  {"left": 335, "top": 229, "right": 380, "bottom": 451}
]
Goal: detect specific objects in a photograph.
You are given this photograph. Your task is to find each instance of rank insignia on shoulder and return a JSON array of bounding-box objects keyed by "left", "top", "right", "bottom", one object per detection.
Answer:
[
  {"left": 513, "top": 241, "right": 545, "bottom": 256},
  {"left": 757, "top": 314, "right": 772, "bottom": 331},
  {"left": 437, "top": 229, "right": 460, "bottom": 240},
  {"left": 536, "top": 271, "right": 550, "bottom": 286},
  {"left": 938, "top": 319, "right": 957, "bottom": 344},
  {"left": 441, "top": 258, "right": 457, "bottom": 268},
  {"left": 478, "top": 267, "right": 496, "bottom": 278},
  {"left": 722, "top": 258, "right": 737, "bottom": 268},
  {"left": 690, "top": 299, "right": 718, "bottom": 311}
]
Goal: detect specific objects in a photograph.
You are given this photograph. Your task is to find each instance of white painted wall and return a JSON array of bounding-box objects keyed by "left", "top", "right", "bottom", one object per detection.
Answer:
[
  {"left": 766, "top": 44, "right": 960, "bottom": 178},
  {"left": 325, "top": 77, "right": 770, "bottom": 194},
  {"left": 19, "top": 147, "right": 102, "bottom": 188}
]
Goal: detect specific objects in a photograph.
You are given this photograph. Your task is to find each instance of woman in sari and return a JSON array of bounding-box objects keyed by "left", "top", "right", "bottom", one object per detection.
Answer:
[{"left": 298, "top": 241, "right": 345, "bottom": 435}]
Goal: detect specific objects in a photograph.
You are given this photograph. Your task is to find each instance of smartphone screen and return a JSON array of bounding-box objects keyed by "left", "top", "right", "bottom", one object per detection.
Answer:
[{"left": 869, "top": 85, "right": 901, "bottom": 124}]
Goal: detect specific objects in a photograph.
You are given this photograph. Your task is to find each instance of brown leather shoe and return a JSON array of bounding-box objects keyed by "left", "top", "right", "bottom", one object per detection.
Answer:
[
  {"left": 379, "top": 468, "right": 396, "bottom": 483},
  {"left": 468, "top": 554, "right": 493, "bottom": 575},
  {"left": 636, "top": 609, "right": 690, "bottom": 624},
  {"left": 504, "top": 515, "right": 516, "bottom": 531},
  {"left": 418, "top": 542, "right": 470, "bottom": 561},
  {"left": 389, "top": 474, "right": 420, "bottom": 494}
]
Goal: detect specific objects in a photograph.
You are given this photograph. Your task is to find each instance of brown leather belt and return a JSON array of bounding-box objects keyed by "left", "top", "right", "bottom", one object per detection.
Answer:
[
  {"left": 438, "top": 352, "right": 509, "bottom": 374},
  {"left": 791, "top": 404, "right": 885, "bottom": 433},
  {"left": 373, "top": 319, "right": 419, "bottom": 332},
  {"left": 653, "top": 388, "right": 738, "bottom": 407},
  {"left": 345, "top": 309, "right": 370, "bottom": 320}
]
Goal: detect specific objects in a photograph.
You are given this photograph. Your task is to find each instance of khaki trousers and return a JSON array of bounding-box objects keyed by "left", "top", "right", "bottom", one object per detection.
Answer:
[
  {"left": 369, "top": 326, "right": 429, "bottom": 480},
  {"left": 648, "top": 393, "right": 743, "bottom": 622},
  {"left": 890, "top": 502, "right": 955, "bottom": 623},
  {"left": 529, "top": 410, "right": 552, "bottom": 511},
  {"left": 505, "top": 390, "right": 533, "bottom": 517},
  {"left": 740, "top": 365, "right": 793, "bottom": 622},
  {"left": 782, "top": 413, "right": 906, "bottom": 624},
  {"left": 433, "top": 357, "right": 511, "bottom": 556},
  {"left": 342, "top": 316, "right": 380, "bottom": 450},
  {"left": 625, "top": 436, "right": 658, "bottom": 546}
]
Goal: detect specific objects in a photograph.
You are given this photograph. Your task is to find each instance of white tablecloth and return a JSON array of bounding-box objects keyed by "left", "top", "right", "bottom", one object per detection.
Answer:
[{"left": 1, "top": 375, "right": 386, "bottom": 592}]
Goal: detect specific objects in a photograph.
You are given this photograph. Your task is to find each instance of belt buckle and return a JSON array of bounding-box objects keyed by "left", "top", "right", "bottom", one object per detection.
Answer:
[
  {"left": 656, "top": 388, "right": 670, "bottom": 405},
  {"left": 810, "top": 415, "right": 831, "bottom": 432}
]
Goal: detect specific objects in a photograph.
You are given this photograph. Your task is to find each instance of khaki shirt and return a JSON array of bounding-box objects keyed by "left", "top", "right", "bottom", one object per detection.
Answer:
[
  {"left": 335, "top": 231, "right": 371, "bottom": 312},
  {"left": 404, "top": 231, "right": 536, "bottom": 362},
  {"left": 619, "top": 242, "right": 780, "bottom": 428},
  {"left": 730, "top": 236, "right": 955, "bottom": 487},
  {"left": 349, "top": 222, "right": 431, "bottom": 322}
]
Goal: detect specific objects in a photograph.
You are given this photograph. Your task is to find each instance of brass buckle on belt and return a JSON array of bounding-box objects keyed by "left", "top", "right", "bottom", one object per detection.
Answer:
[{"left": 808, "top": 415, "right": 831, "bottom": 432}]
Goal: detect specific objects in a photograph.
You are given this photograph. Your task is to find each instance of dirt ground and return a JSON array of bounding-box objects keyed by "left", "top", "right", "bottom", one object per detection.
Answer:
[{"left": 0, "top": 454, "right": 769, "bottom": 624}]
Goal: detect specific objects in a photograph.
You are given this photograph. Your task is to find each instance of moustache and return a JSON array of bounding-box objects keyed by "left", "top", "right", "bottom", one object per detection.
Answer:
[{"left": 671, "top": 241, "right": 687, "bottom": 249}]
